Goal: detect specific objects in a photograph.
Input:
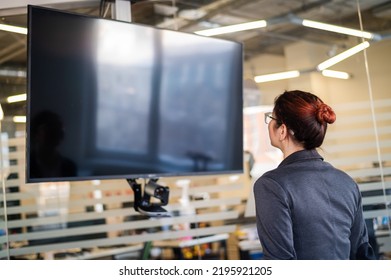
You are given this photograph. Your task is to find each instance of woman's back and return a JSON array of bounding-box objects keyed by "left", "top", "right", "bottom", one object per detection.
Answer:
[{"left": 255, "top": 149, "right": 365, "bottom": 259}]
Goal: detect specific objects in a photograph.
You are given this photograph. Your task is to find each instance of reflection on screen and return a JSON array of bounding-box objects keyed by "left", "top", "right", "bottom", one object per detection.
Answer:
[
  {"left": 27, "top": 6, "right": 243, "bottom": 182},
  {"left": 95, "top": 21, "right": 155, "bottom": 154}
]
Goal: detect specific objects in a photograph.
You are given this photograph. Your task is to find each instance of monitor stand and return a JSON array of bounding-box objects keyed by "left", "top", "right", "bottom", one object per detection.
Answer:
[{"left": 127, "top": 178, "right": 171, "bottom": 218}]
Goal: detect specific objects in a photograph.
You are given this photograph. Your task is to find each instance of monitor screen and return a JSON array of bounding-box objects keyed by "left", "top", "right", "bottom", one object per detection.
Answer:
[{"left": 26, "top": 5, "right": 243, "bottom": 183}]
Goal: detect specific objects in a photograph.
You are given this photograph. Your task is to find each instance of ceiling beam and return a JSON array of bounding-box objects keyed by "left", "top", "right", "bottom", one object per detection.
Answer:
[{"left": 0, "top": 0, "right": 99, "bottom": 16}]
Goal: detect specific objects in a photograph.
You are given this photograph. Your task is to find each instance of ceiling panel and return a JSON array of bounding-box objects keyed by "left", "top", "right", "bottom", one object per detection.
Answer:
[{"left": 0, "top": 0, "right": 391, "bottom": 117}]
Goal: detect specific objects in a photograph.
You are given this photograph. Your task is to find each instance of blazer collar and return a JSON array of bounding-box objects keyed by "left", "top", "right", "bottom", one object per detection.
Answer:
[{"left": 279, "top": 149, "right": 324, "bottom": 167}]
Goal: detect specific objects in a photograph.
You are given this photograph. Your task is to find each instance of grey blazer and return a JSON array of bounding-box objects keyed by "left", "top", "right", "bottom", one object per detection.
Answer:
[{"left": 253, "top": 149, "right": 374, "bottom": 260}]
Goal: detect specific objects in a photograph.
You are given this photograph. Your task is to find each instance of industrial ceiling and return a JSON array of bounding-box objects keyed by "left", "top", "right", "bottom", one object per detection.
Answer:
[{"left": 1, "top": 0, "right": 391, "bottom": 118}]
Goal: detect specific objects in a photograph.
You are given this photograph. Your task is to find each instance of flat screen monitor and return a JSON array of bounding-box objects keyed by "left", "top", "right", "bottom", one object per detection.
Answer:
[{"left": 26, "top": 5, "right": 243, "bottom": 183}]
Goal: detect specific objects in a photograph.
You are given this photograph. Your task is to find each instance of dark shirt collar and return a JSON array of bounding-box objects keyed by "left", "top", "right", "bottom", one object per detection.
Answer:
[{"left": 278, "top": 149, "right": 324, "bottom": 167}]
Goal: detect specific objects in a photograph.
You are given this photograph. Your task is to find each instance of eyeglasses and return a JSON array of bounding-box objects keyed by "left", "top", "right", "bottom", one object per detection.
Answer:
[{"left": 264, "top": 112, "right": 279, "bottom": 124}]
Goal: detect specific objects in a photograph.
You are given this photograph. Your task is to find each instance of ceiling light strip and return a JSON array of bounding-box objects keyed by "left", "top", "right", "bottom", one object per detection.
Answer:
[
  {"left": 195, "top": 20, "right": 267, "bottom": 36},
  {"left": 301, "top": 19, "right": 375, "bottom": 39},
  {"left": 13, "top": 116, "right": 26, "bottom": 123},
  {"left": 254, "top": 70, "right": 300, "bottom": 83},
  {"left": 0, "top": 23, "right": 27, "bottom": 35},
  {"left": 317, "top": 41, "right": 370, "bottom": 71},
  {"left": 7, "top": 93, "right": 27, "bottom": 103},
  {"left": 321, "top": 70, "right": 350, "bottom": 79}
]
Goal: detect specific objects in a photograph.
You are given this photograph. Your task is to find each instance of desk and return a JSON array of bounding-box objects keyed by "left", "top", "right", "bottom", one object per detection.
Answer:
[{"left": 153, "top": 233, "right": 229, "bottom": 259}]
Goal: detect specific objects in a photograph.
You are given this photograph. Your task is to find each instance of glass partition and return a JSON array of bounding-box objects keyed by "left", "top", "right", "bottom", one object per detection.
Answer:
[{"left": 0, "top": 0, "right": 390, "bottom": 260}]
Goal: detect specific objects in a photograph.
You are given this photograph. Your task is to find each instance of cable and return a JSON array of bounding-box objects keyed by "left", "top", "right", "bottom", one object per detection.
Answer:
[{"left": 103, "top": 2, "right": 111, "bottom": 18}]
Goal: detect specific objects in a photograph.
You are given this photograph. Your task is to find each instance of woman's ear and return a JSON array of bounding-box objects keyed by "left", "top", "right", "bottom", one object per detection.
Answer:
[{"left": 278, "top": 123, "right": 289, "bottom": 141}]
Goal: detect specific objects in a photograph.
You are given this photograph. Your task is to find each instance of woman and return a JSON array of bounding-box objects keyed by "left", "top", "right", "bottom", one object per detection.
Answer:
[{"left": 253, "top": 90, "right": 374, "bottom": 260}]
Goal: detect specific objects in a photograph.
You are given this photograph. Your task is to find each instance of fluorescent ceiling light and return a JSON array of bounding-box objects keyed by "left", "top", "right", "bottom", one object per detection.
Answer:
[
  {"left": 254, "top": 70, "right": 300, "bottom": 83},
  {"left": 193, "top": 17, "right": 379, "bottom": 39},
  {"left": 0, "top": 23, "right": 27, "bottom": 35},
  {"left": 317, "top": 41, "right": 370, "bottom": 71},
  {"left": 195, "top": 20, "right": 267, "bottom": 36},
  {"left": 13, "top": 116, "right": 26, "bottom": 123},
  {"left": 321, "top": 70, "right": 350, "bottom": 79},
  {"left": 302, "top": 19, "right": 375, "bottom": 39},
  {"left": 7, "top": 93, "right": 27, "bottom": 103}
]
